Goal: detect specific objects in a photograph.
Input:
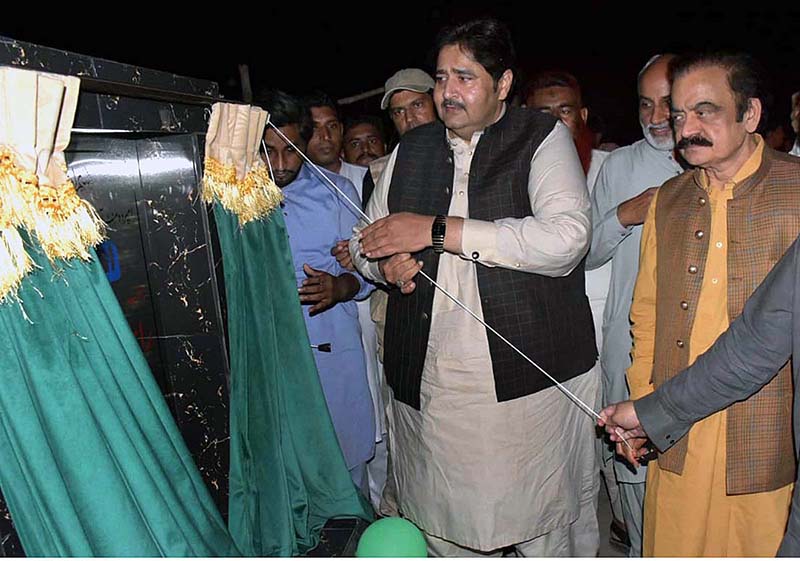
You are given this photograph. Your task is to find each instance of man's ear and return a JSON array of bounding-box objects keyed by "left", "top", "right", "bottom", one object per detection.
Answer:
[
  {"left": 580, "top": 107, "right": 589, "bottom": 126},
  {"left": 744, "top": 97, "right": 762, "bottom": 133},
  {"left": 497, "top": 69, "right": 513, "bottom": 102}
]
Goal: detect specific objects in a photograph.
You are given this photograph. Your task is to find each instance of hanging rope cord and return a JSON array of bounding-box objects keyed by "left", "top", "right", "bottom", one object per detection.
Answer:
[{"left": 262, "top": 122, "right": 633, "bottom": 452}]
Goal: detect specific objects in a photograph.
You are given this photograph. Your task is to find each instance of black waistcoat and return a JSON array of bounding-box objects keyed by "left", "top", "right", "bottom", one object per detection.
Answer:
[{"left": 384, "top": 107, "right": 597, "bottom": 410}]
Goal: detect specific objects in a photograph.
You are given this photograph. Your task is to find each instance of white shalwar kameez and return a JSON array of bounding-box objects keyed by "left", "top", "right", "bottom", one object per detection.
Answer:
[{"left": 353, "top": 117, "right": 599, "bottom": 556}]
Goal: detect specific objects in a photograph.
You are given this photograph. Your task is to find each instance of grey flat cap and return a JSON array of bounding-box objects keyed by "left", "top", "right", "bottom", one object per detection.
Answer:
[{"left": 381, "top": 68, "right": 435, "bottom": 110}]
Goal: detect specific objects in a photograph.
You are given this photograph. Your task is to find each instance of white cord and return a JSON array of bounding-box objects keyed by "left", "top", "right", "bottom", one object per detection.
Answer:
[
  {"left": 264, "top": 121, "right": 634, "bottom": 451},
  {"left": 261, "top": 139, "right": 275, "bottom": 180}
]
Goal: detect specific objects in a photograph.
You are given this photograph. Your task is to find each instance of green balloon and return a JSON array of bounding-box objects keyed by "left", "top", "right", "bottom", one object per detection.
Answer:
[{"left": 356, "top": 517, "right": 428, "bottom": 557}]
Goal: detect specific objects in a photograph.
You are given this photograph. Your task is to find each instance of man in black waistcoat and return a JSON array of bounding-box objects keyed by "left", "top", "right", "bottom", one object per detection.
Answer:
[{"left": 350, "top": 18, "right": 599, "bottom": 556}]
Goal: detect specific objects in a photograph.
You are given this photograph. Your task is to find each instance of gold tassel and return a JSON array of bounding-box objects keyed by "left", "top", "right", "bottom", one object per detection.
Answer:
[
  {"left": 0, "top": 219, "right": 33, "bottom": 304},
  {"left": 201, "top": 156, "right": 238, "bottom": 204},
  {"left": 0, "top": 147, "right": 37, "bottom": 227},
  {"left": 0, "top": 147, "right": 36, "bottom": 302},
  {"left": 0, "top": 145, "right": 106, "bottom": 263},
  {"left": 28, "top": 180, "right": 106, "bottom": 262},
  {"left": 202, "top": 156, "right": 283, "bottom": 226},
  {"left": 236, "top": 160, "right": 283, "bottom": 225}
]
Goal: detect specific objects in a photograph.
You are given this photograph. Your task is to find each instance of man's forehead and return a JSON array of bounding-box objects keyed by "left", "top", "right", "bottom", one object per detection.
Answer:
[
  {"left": 389, "top": 89, "right": 428, "bottom": 109},
  {"left": 529, "top": 86, "right": 580, "bottom": 106},
  {"left": 345, "top": 123, "right": 380, "bottom": 138},
  {"left": 266, "top": 124, "right": 300, "bottom": 146},
  {"left": 436, "top": 44, "right": 481, "bottom": 71},
  {"left": 310, "top": 105, "right": 339, "bottom": 122},
  {"left": 672, "top": 65, "right": 732, "bottom": 104},
  {"left": 638, "top": 69, "right": 671, "bottom": 98}
]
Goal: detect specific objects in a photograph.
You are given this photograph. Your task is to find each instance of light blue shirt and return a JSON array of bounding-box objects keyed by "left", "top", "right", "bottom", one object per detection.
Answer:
[
  {"left": 281, "top": 163, "right": 375, "bottom": 469},
  {"left": 587, "top": 139, "right": 683, "bottom": 482}
]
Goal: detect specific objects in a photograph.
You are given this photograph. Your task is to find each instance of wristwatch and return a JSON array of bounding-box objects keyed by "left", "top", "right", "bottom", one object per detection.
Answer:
[{"left": 432, "top": 215, "right": 447, "bottom": 254}]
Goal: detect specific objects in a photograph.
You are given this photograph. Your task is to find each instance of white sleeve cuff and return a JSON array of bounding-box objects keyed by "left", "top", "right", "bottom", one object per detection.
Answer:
[{"left": 460, "top": 218, "right": 498, "bottom": 265}]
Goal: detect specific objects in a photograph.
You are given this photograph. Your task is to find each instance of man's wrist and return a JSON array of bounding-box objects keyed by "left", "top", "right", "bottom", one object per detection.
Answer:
[
  {"left": 616, "top": 204, "right": 631, "bottom": 228},
  {"left": 335, "top": 273, "right": 359, "bottom": 302},
  {"left": 424, "top": 215, "right": 436, "bottom": 247},
  {"left": 431, "top": 215, "right": 447, "bottom": 254}
]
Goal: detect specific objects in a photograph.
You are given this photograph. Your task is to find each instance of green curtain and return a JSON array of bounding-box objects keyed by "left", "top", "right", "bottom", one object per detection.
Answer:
[
  {"left": 0, "top": 238, "right": 239, "bottom": 557},
  {"left": 217, "top": 205, "right": 372, "bottom": 557}
]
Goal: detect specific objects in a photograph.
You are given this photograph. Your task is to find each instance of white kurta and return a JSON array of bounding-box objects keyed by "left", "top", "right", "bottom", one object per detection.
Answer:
[
  {"left": 352, "top": 117, "right": 598, "bottom": 552},
  {"left": 337, "top": 160, "right": 386, "bottom": 442}
]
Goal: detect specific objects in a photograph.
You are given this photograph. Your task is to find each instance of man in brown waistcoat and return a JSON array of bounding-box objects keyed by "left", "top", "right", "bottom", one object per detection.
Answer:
[
  {"left": 625, "top": 52, "right": 800, "bottom": 556},
  {"left": 349, "top": 17, "right": 599, "bottom": 557}
]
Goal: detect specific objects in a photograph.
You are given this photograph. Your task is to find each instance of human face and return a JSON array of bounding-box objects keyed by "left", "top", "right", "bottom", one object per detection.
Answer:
[
  {"left": 670, "top": 65, "right": 761, "bottom": 173},
  {"left": 307, "top": 106, "right": 343, "bottom": 169},
  {"left": 343, "top": 123, "right": 386, "bottom": 166},
  {"left": 526, "top": 86, "right": 587, "bottom": 137},
  {"left": 638, "top": 57, "right": 674, "bottom": 150},
  {"left": 433, "top": 44, "right": 512, "bottom": 141},
  {"left": 388, "top": 90, "right": 437, "bottom": 136},
  {"left": 263, "top": 124, "right": 305, "bottom": 188}
]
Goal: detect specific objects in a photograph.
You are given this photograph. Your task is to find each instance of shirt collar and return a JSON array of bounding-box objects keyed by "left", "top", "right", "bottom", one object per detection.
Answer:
[
  {"left": 445, "top": 102, "right": 507, "bottom": 152},
  {"left": 696, "top": 134, "right": 764, "bottom": 191}
]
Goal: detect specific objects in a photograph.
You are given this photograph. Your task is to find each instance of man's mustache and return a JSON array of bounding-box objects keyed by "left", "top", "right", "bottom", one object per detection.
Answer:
[
  {"left": 676, "top": 135, "right": 713, "bottom": 149},
  {"left": 441, "top": 99, "right": 466, "bottom": 111}
]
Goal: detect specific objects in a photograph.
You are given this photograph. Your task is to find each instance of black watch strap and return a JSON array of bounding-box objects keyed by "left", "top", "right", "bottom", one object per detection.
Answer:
[{"left": 432, "top": 215, "right": 447, "bottom": 254}]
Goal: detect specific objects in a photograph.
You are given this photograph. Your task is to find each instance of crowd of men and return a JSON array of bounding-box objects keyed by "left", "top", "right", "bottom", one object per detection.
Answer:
[{"left": 255, "top": 16, "right": 800, "bottom": 557}]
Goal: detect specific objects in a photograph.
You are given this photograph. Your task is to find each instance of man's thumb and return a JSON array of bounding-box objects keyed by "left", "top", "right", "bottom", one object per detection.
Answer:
[{"left": 303, "top": 263, "right": 321, "bottom": 277}]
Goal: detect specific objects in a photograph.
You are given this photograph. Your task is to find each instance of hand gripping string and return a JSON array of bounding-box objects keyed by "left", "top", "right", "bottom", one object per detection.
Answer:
[{"left": 264, "top": 120, "right": 634, "bottom": 452}]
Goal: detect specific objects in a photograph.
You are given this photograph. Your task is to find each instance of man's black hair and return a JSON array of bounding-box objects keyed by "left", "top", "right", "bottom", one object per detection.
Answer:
[
  {"left": 300, "top": 90, "right": 341, "bottom": 121},
  {"left": 669, "top": 52, "right": 771, "bottom": 125},
  {"left": 525, "top": 70, "right": 583, "bottom": 106},
  {"left": 258, "top": 90, "right": 313, "bottom": 143},
  {"left": 433, "top": 17, "right": 516, "bottom": 92},
  {"left": 344, "top": 114, "right": 386, "bottom": 141}
]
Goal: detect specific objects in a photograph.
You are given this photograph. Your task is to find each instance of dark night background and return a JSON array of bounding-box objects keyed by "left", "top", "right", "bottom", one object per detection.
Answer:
[{"left": 2, "top": 4, "right": 798, "bottom": 146}]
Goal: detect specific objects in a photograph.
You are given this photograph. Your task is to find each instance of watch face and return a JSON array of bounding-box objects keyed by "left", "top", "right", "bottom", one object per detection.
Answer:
[{"left": 433, "top": 215, "right": 447, "bottom": 235}]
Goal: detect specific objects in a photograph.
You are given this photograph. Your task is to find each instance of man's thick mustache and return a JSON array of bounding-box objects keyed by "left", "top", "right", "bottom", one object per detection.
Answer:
[
  {"left": 441, "top": 100, "right": 466, "bottom": 111},
  {"left": 677, "top": 135, "right": 713, "bottom": 149}
]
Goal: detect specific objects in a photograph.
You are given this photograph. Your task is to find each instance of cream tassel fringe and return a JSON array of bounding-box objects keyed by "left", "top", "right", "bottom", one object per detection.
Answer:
[
  {"left": 0, "top": 146, "right": 106, "bottom": 302},
  {"left": 202, "top": 157, "right": 282, "bottom": 226},
  {"left": 0, "top": 148, "right": 35, "bottom": 227},
  {"left": 28, "top": 181, "right": 106, "bottom": 262},
  {"left": 0, "top": 225, "right": 33, "bottom": 303}
]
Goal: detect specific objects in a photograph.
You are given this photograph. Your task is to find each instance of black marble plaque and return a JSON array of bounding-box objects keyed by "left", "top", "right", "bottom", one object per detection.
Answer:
[
  {"left": 67, "top": 134, "right": 231, "bottom": 516},
  {"left": 0, "top": 39, "right": 229, "bottom": 557},
  {"left": 0, "top": 134, "right": 231, "bottom": 557}
]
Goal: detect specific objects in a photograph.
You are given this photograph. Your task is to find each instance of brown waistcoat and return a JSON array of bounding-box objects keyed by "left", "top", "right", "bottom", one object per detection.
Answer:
[{"left": 653, "top": 146, "right": 800, "bottom": 494}]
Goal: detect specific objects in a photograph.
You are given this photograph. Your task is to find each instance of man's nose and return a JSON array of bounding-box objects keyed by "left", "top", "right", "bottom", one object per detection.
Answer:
[
  {"left": 441, "top": 78, "right": 457, "bottom": 100},
  {"left": 318, "top": 126, "right": 331, "bottom": 141},
  {"left": 652, "top": 103, "right": 670, "bottom": 126},
  {"left": 680, "top": 112, "right": 701, "bottom": 138}
]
